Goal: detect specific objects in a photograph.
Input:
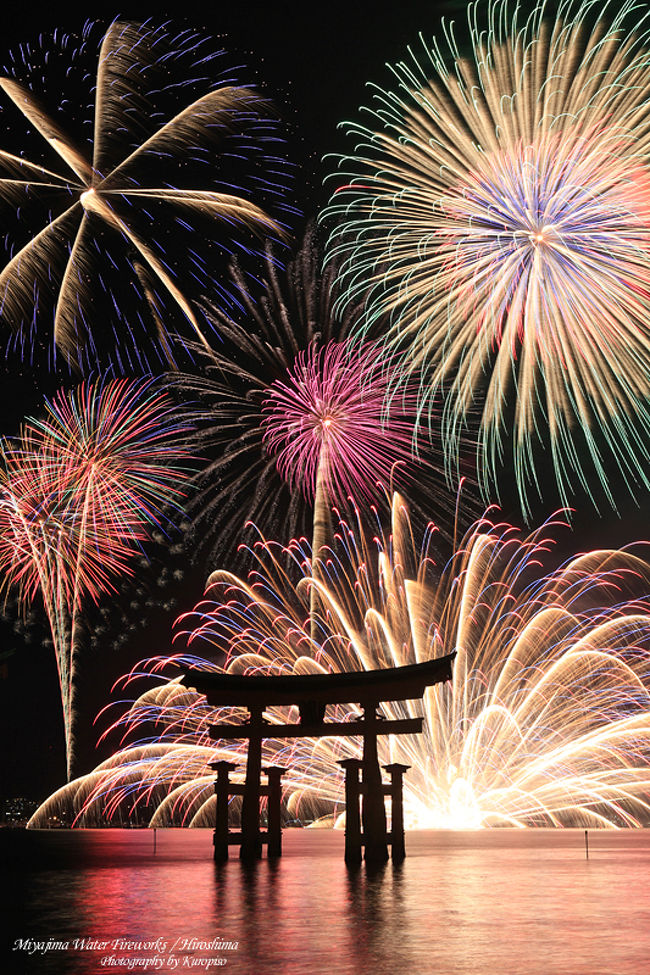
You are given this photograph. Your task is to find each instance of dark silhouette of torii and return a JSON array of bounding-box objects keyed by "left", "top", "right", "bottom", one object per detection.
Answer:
[{"left": 183, "top": 655, "right": 455, "bottom": 864}]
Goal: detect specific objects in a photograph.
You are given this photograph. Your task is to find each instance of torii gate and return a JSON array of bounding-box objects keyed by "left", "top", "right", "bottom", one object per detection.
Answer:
[{"left": 182, "top": 655, "right": 455, "bottom": 864}]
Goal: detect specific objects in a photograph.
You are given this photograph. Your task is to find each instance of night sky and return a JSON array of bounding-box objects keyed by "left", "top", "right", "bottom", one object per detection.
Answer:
[{"left": 1, "top": 0, "right": 648, "bottom": 803}]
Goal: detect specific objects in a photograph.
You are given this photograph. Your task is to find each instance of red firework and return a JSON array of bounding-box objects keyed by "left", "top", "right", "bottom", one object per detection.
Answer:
[{"left": 0, "top": 378, "right": 191, "bottom": 780}]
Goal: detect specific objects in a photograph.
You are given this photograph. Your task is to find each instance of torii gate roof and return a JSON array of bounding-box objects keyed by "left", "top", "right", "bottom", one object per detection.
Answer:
[{"left": 182, "top": 654, "right": 455, "bottom": 708}]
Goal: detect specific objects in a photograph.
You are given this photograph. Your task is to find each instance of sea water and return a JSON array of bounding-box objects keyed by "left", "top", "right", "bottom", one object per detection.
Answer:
[{"left": 3, "top": 828, "right": 649, "bottom": 974}]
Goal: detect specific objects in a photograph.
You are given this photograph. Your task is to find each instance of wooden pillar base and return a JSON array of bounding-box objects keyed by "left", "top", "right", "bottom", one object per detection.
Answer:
[
  {"left": 264, "top": 766, "right": 288, "bottom": 858},
  {"left": 210, "top": 760, "right": 238, "bottom": 862},
  {"left": 362, "top": 704, "right": 388, "bottom": 864},
  {"left": 338, "top": 758, "right": 362, "bottom": 864},
  {"left": 384, "top": 763, "right": 410, "bottom": 862}
]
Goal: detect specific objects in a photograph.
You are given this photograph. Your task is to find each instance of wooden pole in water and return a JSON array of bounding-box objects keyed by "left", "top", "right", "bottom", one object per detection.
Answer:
[
  {"left": 338, "top": 758, "right": 362, "bottom": 864},
  {"left": 265, "top": 765, "right": 288, "bottom": 858},
  {"left": 361, "top": 703, "right": 388, "bottom": 864},
  {"left": 211, "top": 760, "right": 238, "bottom": 862},
  {"left": 585, "top": 829, "right": 589, "bottom": 859},
  {"left": 241, "top": 707, "right": 264, "bottom": 860},
  {"left": 384, "top": 763, "right": 410, "bottom": 862}
]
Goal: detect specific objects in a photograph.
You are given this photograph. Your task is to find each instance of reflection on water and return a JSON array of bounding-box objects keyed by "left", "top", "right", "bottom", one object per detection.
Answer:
[{"left": 3, "top": 829, "right": 650, "bottom": 974}]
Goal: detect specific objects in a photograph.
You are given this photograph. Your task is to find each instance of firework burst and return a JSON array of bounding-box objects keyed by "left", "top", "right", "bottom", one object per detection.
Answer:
[
  {"left": 261, "top": 339, "right": 417, "bottom": 504},
  {"left": 30, "top": 495, "right": 650, "bottom": 829},
  {"left": 0, "top": 379, "right": 191, "bottom": 779},
  {"left": 324, "top": 0, "right": 650, "bottom": 514},
  {"left": 170, "top": 226, "right": 463, "bottom": 568},
  {"left": 0, "top": 20, "right": 292, "bottom": 370}
]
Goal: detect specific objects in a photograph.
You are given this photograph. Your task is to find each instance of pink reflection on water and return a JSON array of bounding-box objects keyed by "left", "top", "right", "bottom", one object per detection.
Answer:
[{"left": 6, "top": 829, "right": 650, "bottom": 974}]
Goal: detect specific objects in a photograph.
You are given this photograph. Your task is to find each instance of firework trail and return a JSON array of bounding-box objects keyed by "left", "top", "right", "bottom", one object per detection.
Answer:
[
  {"left": 171, "top": 225, "right": 468, "bottom": 570},
  {"left": 324, "top": 0, "right": 650, "bottom": 515},
  {"left": 0, "top": 379, "right": 191, "bottom": 779},
  {"left": 31, "top": 494, "right": 650, "bottom": 828},
  {"left": 262, "top": 338, "right": 419, "bottom": 592},
  {"left": 0, "top": 20, "right": 292, "bottom": 371}
]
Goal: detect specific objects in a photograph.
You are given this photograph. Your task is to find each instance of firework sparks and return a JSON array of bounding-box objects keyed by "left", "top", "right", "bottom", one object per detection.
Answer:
[
  {"left": 0, "top": 379, "right": 191, "bottom": 779},
  {"left": 30, "top": 495, "right": 650, "bottom": 829},
  {"left": 324, "top": 0, "right": 650, "bottom": 515},
  {"left": 170, "top": 226, "right": 464, "bottom": 567},
  {"left": 261, "top": 340, "right": 416, "bottom": 504},
  {"left": 0, "top": 20, "right": 292, "bottom": 370}
]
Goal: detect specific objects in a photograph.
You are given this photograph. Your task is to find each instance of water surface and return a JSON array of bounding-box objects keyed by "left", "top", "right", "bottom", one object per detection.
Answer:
[{"left": 3, "top": 828, "right": 649, "bottom": 974}]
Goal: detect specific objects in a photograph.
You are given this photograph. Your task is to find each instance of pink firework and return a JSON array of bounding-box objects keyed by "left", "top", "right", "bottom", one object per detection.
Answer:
[{"left": 262, "top": 341, "right": 416, "bottom": 503}]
